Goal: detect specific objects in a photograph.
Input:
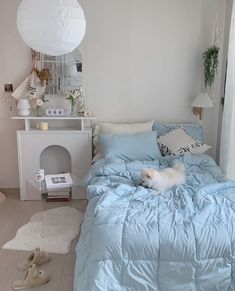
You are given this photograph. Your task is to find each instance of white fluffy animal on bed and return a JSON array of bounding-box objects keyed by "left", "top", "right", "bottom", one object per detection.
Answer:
[{"left": 140, "top": 162, "right": 185, "bottom": 193}]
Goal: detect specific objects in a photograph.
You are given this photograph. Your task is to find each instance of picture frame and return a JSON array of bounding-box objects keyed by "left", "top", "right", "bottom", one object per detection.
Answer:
[
  {"left": 4, "top": 84, "right": 13, "bottom": 93},
  {"left": 45, "top": 173, "right": 73, "bottom": 189}
]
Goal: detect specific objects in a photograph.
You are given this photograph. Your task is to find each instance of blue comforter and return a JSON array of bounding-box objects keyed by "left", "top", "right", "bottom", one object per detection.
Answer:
[{"left": 74, "top": 154, "right": 235, "bottom": 291}]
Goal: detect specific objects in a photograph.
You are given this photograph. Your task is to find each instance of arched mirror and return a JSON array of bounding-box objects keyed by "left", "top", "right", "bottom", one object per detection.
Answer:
[{"left": 33, "top": 48, "right": 83, "bottom": 95}]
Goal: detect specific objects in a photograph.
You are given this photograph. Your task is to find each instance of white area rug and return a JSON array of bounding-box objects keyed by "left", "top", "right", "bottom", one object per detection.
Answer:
[
  {"left": 0, "top": 192, "right": 6, "bottom": 203},
  {"left": 2, "top": 207, "right": 83, "bottom": 254}
]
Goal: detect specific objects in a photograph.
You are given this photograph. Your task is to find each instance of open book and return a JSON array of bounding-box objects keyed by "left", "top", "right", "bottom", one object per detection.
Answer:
[{"left": 45, "top": 173, "right": 73, "bottom": 189}]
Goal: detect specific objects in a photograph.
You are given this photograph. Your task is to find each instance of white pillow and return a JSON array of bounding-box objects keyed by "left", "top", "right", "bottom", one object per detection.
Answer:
[
  {"left": 93, "top": 121, "right": 154, "bottom": 161},
  {"left": 157, "top": 127, "right": 211, "bottom": 156}
]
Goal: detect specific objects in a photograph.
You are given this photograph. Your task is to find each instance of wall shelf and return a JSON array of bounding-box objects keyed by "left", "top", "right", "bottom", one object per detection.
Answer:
[
  {"left": 11, "top": 115, "right": 96, "bottom": 131},
  {"left": 11, "top": 116, "right": 96, "bottom": 120}
]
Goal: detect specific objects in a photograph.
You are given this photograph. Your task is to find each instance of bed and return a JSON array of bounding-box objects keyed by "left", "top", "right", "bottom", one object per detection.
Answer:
[{"left": 74, "top": 123, "right": 235, "bottom": 291}]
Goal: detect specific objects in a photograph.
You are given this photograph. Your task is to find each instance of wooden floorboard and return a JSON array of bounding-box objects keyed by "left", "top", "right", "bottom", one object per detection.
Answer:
[{"left": 0, "top": 194, "right": 87, "bottom": 291}]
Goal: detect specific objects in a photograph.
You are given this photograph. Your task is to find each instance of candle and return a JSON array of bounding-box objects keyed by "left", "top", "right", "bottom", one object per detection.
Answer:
[{"left": 40, "top": 122, "right": 48, "bottom": 131}]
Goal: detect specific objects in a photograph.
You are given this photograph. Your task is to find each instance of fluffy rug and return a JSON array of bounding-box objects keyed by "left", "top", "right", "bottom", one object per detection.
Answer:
[
  {"left": 2, "top": 207, "right": 83, "bottom": 254},
  {"left": 0, "top": 192, "right": 6, "bottom": 203}
]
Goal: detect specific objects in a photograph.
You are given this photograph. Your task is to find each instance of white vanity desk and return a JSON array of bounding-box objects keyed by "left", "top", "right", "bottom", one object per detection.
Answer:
[{"left": 11, "top": 116, "right": 95, "bottom": 201}]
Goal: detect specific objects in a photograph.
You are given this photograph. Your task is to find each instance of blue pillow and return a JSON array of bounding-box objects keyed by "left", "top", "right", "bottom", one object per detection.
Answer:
[
  {"left": 153, "top": 123, "right": 204, "bottom": 142},
  {"left": 99, "top": 131, "right": 162, "bottom": 161}
]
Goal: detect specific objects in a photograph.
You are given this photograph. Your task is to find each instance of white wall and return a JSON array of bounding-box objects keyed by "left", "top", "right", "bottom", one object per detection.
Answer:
[
  {"left": 0, "top": 0, "right": 31, "bottom": 188},
  {"left": 80, "top": 0, "right": 228, "bottom": 159},
  {"left": 198, "top": 0, "right": 228, "bottom": 160},
  {"left": 81, "top": 0, "right": 202, "bottom": 122},
  {"left": 0, "top": 0, "right": 228, "bottom": 188}
]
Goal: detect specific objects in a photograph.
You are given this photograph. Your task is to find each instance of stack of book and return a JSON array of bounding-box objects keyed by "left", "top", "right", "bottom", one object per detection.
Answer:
[
  {"left": 45, "top": 173, "right": 73, "bottom": 202},
  {"left": 46, "top": 188, "right": 70, "bottom": 202}
]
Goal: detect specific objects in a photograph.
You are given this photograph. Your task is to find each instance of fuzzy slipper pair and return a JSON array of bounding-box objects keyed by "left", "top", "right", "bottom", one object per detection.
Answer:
[{"left": 12, "top": 247, "right": 51, "bottom": 290}]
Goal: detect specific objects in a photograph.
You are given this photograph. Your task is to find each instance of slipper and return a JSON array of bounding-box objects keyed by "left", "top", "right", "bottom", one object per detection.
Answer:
[
  {"left": 12, "top": 264, "right": 49, "bottom": 290},
  {"left": 18, "top": 247, "right": 51, "bottom": 271}
]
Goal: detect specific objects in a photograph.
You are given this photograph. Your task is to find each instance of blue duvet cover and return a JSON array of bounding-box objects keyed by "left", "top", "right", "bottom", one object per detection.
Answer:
[{"left": 74, "top": 154, "right": 235, "bottom": 291}]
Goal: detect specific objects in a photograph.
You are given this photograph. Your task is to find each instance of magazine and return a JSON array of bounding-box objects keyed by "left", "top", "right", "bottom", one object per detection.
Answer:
[{"left": 45, "top": 173, "right": 73, "bottom": 189}]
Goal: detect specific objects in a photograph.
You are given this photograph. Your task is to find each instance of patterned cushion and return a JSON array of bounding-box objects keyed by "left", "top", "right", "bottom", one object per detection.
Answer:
[{"left": 157, "top": 127, "right": 211, "bottom": 156}]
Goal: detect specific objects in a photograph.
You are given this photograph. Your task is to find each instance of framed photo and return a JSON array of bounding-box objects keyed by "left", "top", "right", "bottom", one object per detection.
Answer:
[
  {"left": 4, "top": 84, "right": 13, "bottom": 93},
  {"left": 76, "top": 63, "right": 82, "bottom": 72},
  {"left": 45, "top": 173, "right": 73, "bottom": 189}
]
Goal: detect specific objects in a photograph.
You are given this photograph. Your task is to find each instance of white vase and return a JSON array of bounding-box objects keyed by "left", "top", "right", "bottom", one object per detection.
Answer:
[{"left": 17, "top": 99, "right": 31, "bottom": 116}]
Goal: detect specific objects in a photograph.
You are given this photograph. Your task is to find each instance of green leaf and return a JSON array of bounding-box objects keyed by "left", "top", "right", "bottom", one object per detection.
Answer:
[{"left": 203, "top": 45, "right": 219, "bottom": 89}]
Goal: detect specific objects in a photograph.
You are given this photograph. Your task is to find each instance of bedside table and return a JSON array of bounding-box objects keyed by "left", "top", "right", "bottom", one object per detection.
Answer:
[{"left": 25, "top": 174, "right": 85, "bottom": 201}]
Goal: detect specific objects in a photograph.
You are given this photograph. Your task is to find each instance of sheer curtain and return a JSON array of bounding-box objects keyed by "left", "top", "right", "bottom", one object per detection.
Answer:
[{"left": 220, "top": 0, "right": 235, "bottom": 180}]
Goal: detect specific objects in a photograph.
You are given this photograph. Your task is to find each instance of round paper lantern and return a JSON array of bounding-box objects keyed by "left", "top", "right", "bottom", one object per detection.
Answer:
[{"left": 17, "top": 0, "right": 86, "bottom": 56}]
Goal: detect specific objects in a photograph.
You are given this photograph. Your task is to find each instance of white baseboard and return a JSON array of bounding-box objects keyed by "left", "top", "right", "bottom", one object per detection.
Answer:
[{"left": 0, "top": 188, "right": 20, "bottom": 195}]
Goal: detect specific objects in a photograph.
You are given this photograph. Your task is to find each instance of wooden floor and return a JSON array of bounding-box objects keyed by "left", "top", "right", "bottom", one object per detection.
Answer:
[{"left": 0, "top": 193, "right": 87, "bottom": 291}]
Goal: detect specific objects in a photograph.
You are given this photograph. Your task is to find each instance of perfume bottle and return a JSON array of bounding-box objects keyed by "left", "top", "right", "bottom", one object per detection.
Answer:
[{"left": 77, "top": 86, "right": 85, "bottom": 116}]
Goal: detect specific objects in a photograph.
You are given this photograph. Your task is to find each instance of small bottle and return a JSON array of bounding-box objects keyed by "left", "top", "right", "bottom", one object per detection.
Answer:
[{"left": 77, "top": 86, "right": 85, "bottom": 116}]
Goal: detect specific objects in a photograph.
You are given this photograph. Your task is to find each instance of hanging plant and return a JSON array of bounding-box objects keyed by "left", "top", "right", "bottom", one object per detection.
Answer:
[{"left": 202, "top": 45, "right": 219, "bottom": 89}]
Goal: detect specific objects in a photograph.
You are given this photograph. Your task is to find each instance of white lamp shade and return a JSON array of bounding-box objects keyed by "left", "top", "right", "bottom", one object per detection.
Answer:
[
  {"left": 17, "top": 0, "right": 86, "bottom": 56},
  {"left": 191, "top": 92, "right": 213, "bottom": 108}
]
